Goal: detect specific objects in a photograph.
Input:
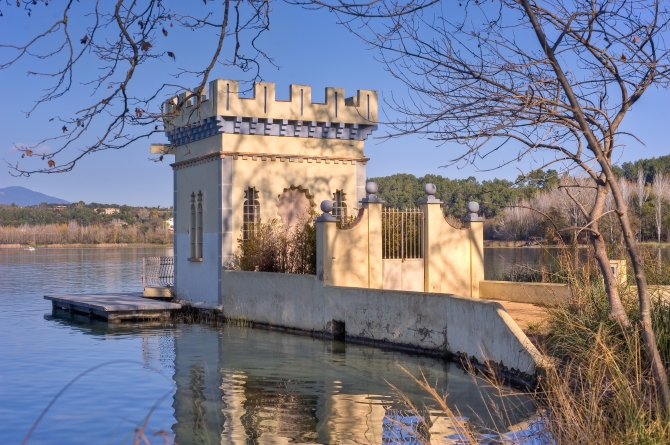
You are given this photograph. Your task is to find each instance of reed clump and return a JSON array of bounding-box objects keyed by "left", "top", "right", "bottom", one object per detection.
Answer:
[
  {"left": 0, "top": 222, "right": 171, "bottom": 245},
  {"left": 534, "top": 248, "right": 670, "bottom": 444}
]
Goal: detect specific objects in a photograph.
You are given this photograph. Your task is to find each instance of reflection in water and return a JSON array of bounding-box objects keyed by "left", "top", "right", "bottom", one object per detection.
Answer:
[
  {"left": 171, "top": 325, "right": 534, "bottom": 445},
  {"left": 1, "top": 247, "right": 535, "bottom": 444}
]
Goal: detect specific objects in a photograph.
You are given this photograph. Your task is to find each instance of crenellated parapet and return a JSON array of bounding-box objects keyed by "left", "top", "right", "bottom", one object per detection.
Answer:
[{"left": 162, "top": 80, "right": 378, "bottom": 146}]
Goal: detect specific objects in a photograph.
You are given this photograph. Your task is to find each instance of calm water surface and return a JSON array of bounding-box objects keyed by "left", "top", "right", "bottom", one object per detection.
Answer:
[
  {"left": 485, "top": 246, "right": 670, "bottom": 280},
  {"left": 0, "top": 247, "right": 533, "bottom": 445}
]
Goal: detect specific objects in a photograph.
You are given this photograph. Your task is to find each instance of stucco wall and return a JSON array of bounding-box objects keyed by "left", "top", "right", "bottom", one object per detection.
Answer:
[
  {"left": 174, "top": 158, "right": 223, "bottom": 306},
  {"left": 175, "top": 133, "right": 366, "bottom": 161},
  {"left": 480, "top": 280, "right": 572, "bottom": 305},
  {"left": 220, "top": 271, "right": 543, "bottom": 374},
  {"left": 231, "top": 155, "right": 360, "bottom": 255}
]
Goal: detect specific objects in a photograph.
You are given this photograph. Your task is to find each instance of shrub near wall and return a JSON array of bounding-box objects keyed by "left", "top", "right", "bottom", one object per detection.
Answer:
[{"left": 235, "top": 219, "right": 316, "bottom": 274}]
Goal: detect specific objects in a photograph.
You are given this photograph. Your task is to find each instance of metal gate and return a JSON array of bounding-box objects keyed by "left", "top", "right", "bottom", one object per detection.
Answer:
[
  {"left": 382, "top": 208, "right": 424, "bottom": 291},
  {"left": 382, "top": 208, "right": 424, "bottom": 259}
]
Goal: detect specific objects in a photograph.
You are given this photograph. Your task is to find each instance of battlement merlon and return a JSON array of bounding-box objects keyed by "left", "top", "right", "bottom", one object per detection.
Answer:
[{"left": 162, "top": 80, "right": 378, "bottom": 130}]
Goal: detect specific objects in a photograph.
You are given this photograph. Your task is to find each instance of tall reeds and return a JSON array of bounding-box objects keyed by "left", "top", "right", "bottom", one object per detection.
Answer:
[
  {"left": 532, "top": 249, "right": 670, "bottom": 443},
  {"left": 0, "top": 221, "right": 172, "bottom": 245}
]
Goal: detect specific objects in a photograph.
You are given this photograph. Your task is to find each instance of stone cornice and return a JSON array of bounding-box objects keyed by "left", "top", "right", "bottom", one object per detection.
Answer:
[
  {"left": 171, "top": 151, "right": 369, "bottom": 170},
  {"left": 166, "top": 116, "right": 377, "bottom": 147}
]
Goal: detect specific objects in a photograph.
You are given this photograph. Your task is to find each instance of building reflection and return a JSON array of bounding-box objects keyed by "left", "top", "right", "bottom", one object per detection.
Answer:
[{"left": 170, "top": 326, "right": 534, "bottom": 445}]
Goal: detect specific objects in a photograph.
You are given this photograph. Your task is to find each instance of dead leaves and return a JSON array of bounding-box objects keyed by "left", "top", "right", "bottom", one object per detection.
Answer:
[
  {"left": 141, "top": 41, "right": 152, "bottom": 51},
  {"left": 135, "top": 108, "right": 144, "bottom": 118},
  {"left": 80, "top": 35, "right": 88, "bottom": 44},
  {"left": 621, "top": 52, "right": 627, "bottom": 61},
  {"left": 162, "top": 27, "right": 168, "bottom": 36},
  {"left": 48, "top": 160, "right": 55, "bottom": 168},
  {"left": 167, "top": 51, "right": 175, "bottom": 60},
  {"left": 25, "top": 149, "right": 33, "bottom": 157},
  {"left": 61, "top": 125, "right": 68, "bottom": 133}
]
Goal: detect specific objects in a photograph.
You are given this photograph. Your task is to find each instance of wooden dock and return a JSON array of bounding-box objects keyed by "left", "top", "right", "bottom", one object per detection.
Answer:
[{"left": 45, "top": 293, "right": 181, "bottom": 322}]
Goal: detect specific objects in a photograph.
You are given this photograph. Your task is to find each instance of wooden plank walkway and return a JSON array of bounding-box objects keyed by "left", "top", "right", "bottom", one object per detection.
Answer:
[{"left": 45, "top": 293, "right": 181, "bottom": 322}]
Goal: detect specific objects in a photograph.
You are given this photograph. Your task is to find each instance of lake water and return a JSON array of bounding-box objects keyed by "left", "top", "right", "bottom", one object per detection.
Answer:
[
  {"left": 485, "top": 246, "right": 670, "bottom": 281},
  {"left": 0, "top": 247, "right": 534, "bottom": 445}
]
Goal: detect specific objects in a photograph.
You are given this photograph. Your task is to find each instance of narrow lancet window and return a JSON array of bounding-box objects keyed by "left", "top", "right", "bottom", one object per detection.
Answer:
[
  {"left": 243, "top": 187, "right": 260, "bottom": 240},
  {"left": 190, "top": 193, "right": 196, "bottom": 259},
  {"left": 196, "top": 192, "right": 203, "bottom": 259}
]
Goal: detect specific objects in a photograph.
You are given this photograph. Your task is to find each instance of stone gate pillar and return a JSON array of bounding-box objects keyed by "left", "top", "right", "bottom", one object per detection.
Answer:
[
  {"left": 316, "top": 201, "right": 338, "bottom": 286},
  {"left": 361, "top": 182, "right": 383, "bottom": 289},
  {"left": 419, "top": 184, "right": 443, "bottom": 293},
  {"left": 462, "top": 202, "right": 485, "bottom": 298}
]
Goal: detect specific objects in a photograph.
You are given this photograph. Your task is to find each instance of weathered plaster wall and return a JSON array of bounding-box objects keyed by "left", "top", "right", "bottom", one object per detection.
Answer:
[
  {"left": 220, "top": 271, "right": 543, "bottom": 374},
  {"left": 480, "top": 280, "right": 572, "bottom": 305}
]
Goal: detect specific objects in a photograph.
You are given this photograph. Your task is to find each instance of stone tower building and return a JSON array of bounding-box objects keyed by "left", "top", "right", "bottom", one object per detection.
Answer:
[{"left": 153, "top": 79, "right": 378, "bottom": 305}]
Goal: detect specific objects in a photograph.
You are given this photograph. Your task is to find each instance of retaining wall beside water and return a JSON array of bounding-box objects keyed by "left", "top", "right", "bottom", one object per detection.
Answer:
[
  {"left": 480, "top": 280, "right": 572, "bottom": 305},
  {"left": 220, "top": 270, "right": 543, "bottom": 377}
]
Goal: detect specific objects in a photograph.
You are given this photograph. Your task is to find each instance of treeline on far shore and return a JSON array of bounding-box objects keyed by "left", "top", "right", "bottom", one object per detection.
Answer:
[
  {"left": 0, "top": 221, "right": 172, "bottom": 245},
  {"left": 0, "top": 201, "right": 173, "bottom": 245}
]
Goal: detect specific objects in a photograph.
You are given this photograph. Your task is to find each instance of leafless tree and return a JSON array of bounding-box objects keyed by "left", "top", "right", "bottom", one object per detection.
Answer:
[
  {"left": 653, "top": 172, "right": 670, "bottom": 244},
  {"left": 638, "top": 169, "right": 652, "bottom": 240},
  {"left": 1, "top": 0, "right": 277, "bottom": 175},
  {"left": 318, "top": 0, "right": 670, "bottom": 408}
]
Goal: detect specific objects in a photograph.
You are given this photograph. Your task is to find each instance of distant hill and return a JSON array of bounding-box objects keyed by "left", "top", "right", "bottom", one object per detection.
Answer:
[{"left": 0, "top": 186, "right": 70, "bottom": 206}]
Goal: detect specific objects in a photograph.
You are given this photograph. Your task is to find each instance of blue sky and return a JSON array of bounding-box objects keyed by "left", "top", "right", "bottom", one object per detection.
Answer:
[{"left": 1, "top": 2, "right": 669, "bottom": 207}]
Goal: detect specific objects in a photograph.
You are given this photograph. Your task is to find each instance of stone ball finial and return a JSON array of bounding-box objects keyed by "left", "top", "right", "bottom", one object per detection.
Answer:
[
  {"left": 424, "top": 183, "right": 437, "bottom": 196},
  {"left": 321, "top": 200, "right": 334, "bottom": 214},
  {"left": 467, "top": 201, "right": 480, "bottom": 215},
  {"left": 365, "top": 182, "right": 379, "bottom": 195}
]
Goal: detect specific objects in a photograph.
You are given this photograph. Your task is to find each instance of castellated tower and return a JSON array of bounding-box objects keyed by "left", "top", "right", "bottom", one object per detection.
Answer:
[{"left": 153, "top": 79, "right": 378, "bottom": 305}]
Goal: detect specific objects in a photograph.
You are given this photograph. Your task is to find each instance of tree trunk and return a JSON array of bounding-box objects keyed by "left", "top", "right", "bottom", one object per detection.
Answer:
[
  {"left": 590, "top": 179, "right": 630, "bottom": 327},
  {"left": 607, "top": 169, "right": 670, "bottom": 413}
]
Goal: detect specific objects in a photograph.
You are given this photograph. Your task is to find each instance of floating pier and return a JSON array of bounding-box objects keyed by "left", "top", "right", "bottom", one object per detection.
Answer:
[{"left": 46, "top": 293, "right": 181, "bottom": 322}]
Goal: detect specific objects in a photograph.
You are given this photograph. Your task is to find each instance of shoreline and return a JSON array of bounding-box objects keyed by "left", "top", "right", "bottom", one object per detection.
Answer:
[{"left": 0, "top": 243, "right": 173, "bottom": 249}]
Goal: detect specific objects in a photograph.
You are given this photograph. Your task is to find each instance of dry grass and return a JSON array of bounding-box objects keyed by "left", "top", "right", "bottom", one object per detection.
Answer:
[{"left": 529, "top": 249, "right": 670, "bottom": 444}]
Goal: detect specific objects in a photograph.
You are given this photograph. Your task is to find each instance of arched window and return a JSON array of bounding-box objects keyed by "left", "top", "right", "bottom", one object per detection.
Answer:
[
  {"left": 243, "top": 187, "right": 260, "bottom": 240},
  {"left": 189, "top": 193, "right": 196, "bottom": 259},
  {"left": 196, "top": 192, "right": 203, "bottom": 259},
  {"left": 332, "top": 190, "right": 347, "bottom": 221}
]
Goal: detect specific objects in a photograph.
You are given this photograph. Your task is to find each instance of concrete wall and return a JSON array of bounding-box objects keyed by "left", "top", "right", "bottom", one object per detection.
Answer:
[
  {"left": 220, "top": 271, "right": 543, "bottom": 374},
  {"left": 480, "top": 280, "right": 572, "bottom": 306}
]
